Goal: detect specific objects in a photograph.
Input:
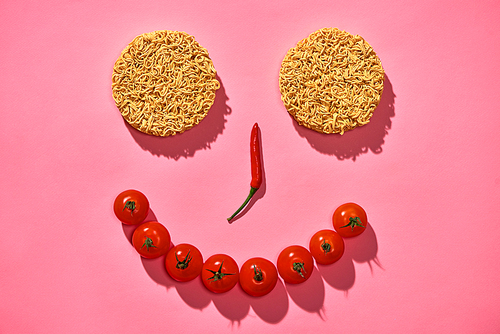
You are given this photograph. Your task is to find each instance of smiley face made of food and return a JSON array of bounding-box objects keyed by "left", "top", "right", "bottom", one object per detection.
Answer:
[{"left": 111, "top": 29, "right": 376, "bottom": 295}]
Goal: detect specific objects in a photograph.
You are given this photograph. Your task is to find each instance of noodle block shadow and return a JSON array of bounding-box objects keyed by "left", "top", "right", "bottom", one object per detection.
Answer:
[
  {"left": 292, "top": 74, "right": 395, "bottom": 161},
  {"left": 125, "top": 75, "right": 231, "bottom": 159}
]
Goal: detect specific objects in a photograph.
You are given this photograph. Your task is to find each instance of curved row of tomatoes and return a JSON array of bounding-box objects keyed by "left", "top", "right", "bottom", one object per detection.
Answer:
[{"left": 114, "top": 189, "right": 367, "bottom": 296}]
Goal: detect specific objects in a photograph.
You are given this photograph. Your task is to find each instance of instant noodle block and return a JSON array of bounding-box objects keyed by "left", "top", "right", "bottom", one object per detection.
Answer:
[
  {"left": 112, "top": 30, "right": 220, "bottom": 136},
  {"left": 279, "top": 28, "right": 384, "bottom": 135}
]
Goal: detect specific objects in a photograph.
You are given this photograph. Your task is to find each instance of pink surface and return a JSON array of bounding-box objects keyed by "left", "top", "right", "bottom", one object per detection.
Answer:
[{"left": 1, "top": 0, "right": 500, "bottom": 333}]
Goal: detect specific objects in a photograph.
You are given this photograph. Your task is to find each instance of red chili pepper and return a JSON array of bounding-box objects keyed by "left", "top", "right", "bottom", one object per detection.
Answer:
[{"left": 227, "top": 123, "right": 262, "bottom": 221}]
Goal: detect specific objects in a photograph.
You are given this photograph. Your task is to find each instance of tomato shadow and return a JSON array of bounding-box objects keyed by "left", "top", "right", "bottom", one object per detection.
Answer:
[
  {"left": 318, "top": 223, "right": 382, "bottom": 296},
  {"left": 139, "top": 241, "right": 212, "bottom": 309},
  {"left": 136, "top": 256, "right": 324, "bottom": 324},
  {"left": 346, "top": 223, "right": 382, "bottom": 272},
  {"left": 138, "top": 252, "right": 290, "bottom": 324},
  {"left": 174, "top": 277, "right": 212, "bottom": 310},
  {"left": 124, "top": 75, "right": 231, "bottom": 160},
  {"left": 285, "top": 267, "right": 326, "bottom": 319},
  {"left": 177, "top": 272, "right": 288, "bottom": 324},
  {"left": 121, "top": 207, "right": 179, "bottom": 290},
  {"left": 139, "top": 240, "right": 215, "bottom": 307},
  {"left": 316, "top": 252, "right": 356, "bottom": 294},
  {"left": 179, "top": 277, "right": 289, "bottom": 326},
  {"left": 249, "top": 279, "right": 288, "bottom": 323},
  {"left": 228, "top": 125, "right": 267, "bottom": 223},
  {"left": 211, "top": 286, "right": 251, "bottom": 327},
  {"left": 291, "top": 74, "right": 395, "bottom": 161},
  {"left": 128, "top": 212, "right": 381, "bottom": 322},
  {"left": 140, "top": 252, "right": 176, "bottom": 290},
  {"left": 121, "top": 208, "right": 159, "bottom": 245},
  {"left": 208, "top": 273, "right": 290, "bottom": 324}
]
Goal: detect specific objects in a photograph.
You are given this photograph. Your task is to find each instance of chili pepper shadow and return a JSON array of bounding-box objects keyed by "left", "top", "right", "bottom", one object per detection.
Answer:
[
  {"left": 124, "top": 74, "right": 231, "bottom": 160},
  {"left": 227, "top": 125, "right": 267, "bottom": 224},
  {"left": 291, "top": 74, "right": 395, "bottom": 161}
]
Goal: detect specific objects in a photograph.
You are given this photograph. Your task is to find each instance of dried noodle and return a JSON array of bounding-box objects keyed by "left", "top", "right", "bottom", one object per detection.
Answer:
[
  {"left": 279, "top": 28, "right": 384, "bottom": 134},
  {"left": 112, "top": 30, "right": 220, "bottom": 136}
]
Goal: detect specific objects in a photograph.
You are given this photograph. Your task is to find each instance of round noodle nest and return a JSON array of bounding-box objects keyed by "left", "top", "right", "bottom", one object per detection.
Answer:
[
  {"left": 279, "top": 28, "right": 385, "bottom": 134},
  {"left": 112, "top": 30, "right": 220, "bottom": 136}
]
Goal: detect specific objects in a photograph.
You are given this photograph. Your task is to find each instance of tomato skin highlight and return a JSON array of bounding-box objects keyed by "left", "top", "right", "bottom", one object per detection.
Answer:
[
  {"left": 165, "top": 244, "right": 203, "bottom": 282},
  {"left": 114, "top": 189, "right": 149, "bottom": 225},
  {"left": 202, "top": 254, "right": 239, "bottom": 293},
  {"left": 239, "top": 257, "right": 278, "bottom": 297},
  {"left": 333, "top": 202, "right": 368, "bottom": 238},
  {"left": 132, "top": 221, "right": 171, "bottom": 259},
  {"left": 277, "top": 245, "right": 314, "bottom": 284},
  {"left": 309, "top": 229, "right": 345, "bottom": 265},
  {"left": 249, "top": 123, "right": 262, "bottom": 189}
]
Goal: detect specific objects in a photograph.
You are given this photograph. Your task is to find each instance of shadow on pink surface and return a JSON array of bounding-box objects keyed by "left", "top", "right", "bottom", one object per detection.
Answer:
[
  {"left": 124, "top": 75, "right": 231, "bottom": 159},
  {"left": 122, "top": 210, "right": 380, "bottom": 323},
  {"left": 318, "top": 223, "right": 382, "bottom": 295},
  {"left": 121, "top": 208, "right": 160, "bottom": 245},
  {"left": 210, "top": 281, "right": 289, "bottom": 326},
  {"left": 285, "top": 267, "right": 326, "bottom": 318},
  {"left": 292, "top": 74, "right": 395, "bottom": 161},
  {"left": 138, "top": 254, "right": 290, "bottom": 325},
  {"left": 228, "top": 125, "right": 267, "bottom": 224}
]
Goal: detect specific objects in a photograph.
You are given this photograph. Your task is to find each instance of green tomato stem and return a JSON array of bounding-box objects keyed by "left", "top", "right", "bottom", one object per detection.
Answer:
[
  {"left": 292, "top": 262, "right": 306, "bottom": 278},
  {"left": 206, "top": 260, "right": 236, "bottom": 282},
  {"left": 123, "top": 200, "right": 136, "bottom": 216},
  {"left": 321, "top": 240, "right": 331, "bottom": 255},
  {"left": 141, "top": 237, "right": 157, "bottom": 251},
  {"left": 340, "top": 216, "right": 365, "bottom": 231},
  {"left": 253, "top": 265, "right": 263, "bottom": 282},
  {"left": 175, "top": 250, "right": 192, "bottom": 270}
]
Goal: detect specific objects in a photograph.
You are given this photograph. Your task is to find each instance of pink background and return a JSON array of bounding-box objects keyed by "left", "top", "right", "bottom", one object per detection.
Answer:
[{"left": 1, "top": 0, "right": 499, "bottom": 333}]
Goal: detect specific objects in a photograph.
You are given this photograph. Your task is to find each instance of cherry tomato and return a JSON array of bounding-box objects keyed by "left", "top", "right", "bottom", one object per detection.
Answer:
[
  {"left": 277, "top": 245, "right": 314, "bottom": 284},
  {"left": 309, "top": 229, "right": 344, "bottom": 265},
  {"left": 332, "top": 202, "right": 368, "bottom": 238},
  {"left": 132, "top": 221, "right": 171, "bottom": 259},
  {"left": 165, "top": 244, "right": 203, "bottom": 282},
  {"left": 201, "top": 254, "right": 239, "bottom": 293},
  {"left": 114, "top": 189, "right": 149, "bottom": 225},
  {"left": 239, "top": 257, "right": 278, "bottom": 297}
]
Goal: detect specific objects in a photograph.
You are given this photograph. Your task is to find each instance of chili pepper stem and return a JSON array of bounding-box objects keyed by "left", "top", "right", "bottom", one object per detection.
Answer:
[{"left": 227, "top": 187, "right": 258, "bottom": 221}]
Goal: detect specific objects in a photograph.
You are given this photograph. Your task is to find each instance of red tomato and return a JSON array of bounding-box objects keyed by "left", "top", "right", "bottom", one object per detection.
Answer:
[
  {"left": 132, "top": 221, "right": 171, "bottom": 259},
  {"left": 201, "top": 254, "right": 239, "bottom": 293},
  {"left": 309, "top": 229, "right": 345, "bottom": 265},
  {"left": 114, "top": 189, "right": 149, "bottom": 225},
  {"left": 165, "top": 244, "right": 203, "bottom": 282},
  {"left": 332, "top": 202, "right": 368, "bottom": 238},
  {"left": 239, "top": 257, "right": 278, "bottom": 297},
  {"left": 277, "top": 245, "right": 314, "bottom": 284}
]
